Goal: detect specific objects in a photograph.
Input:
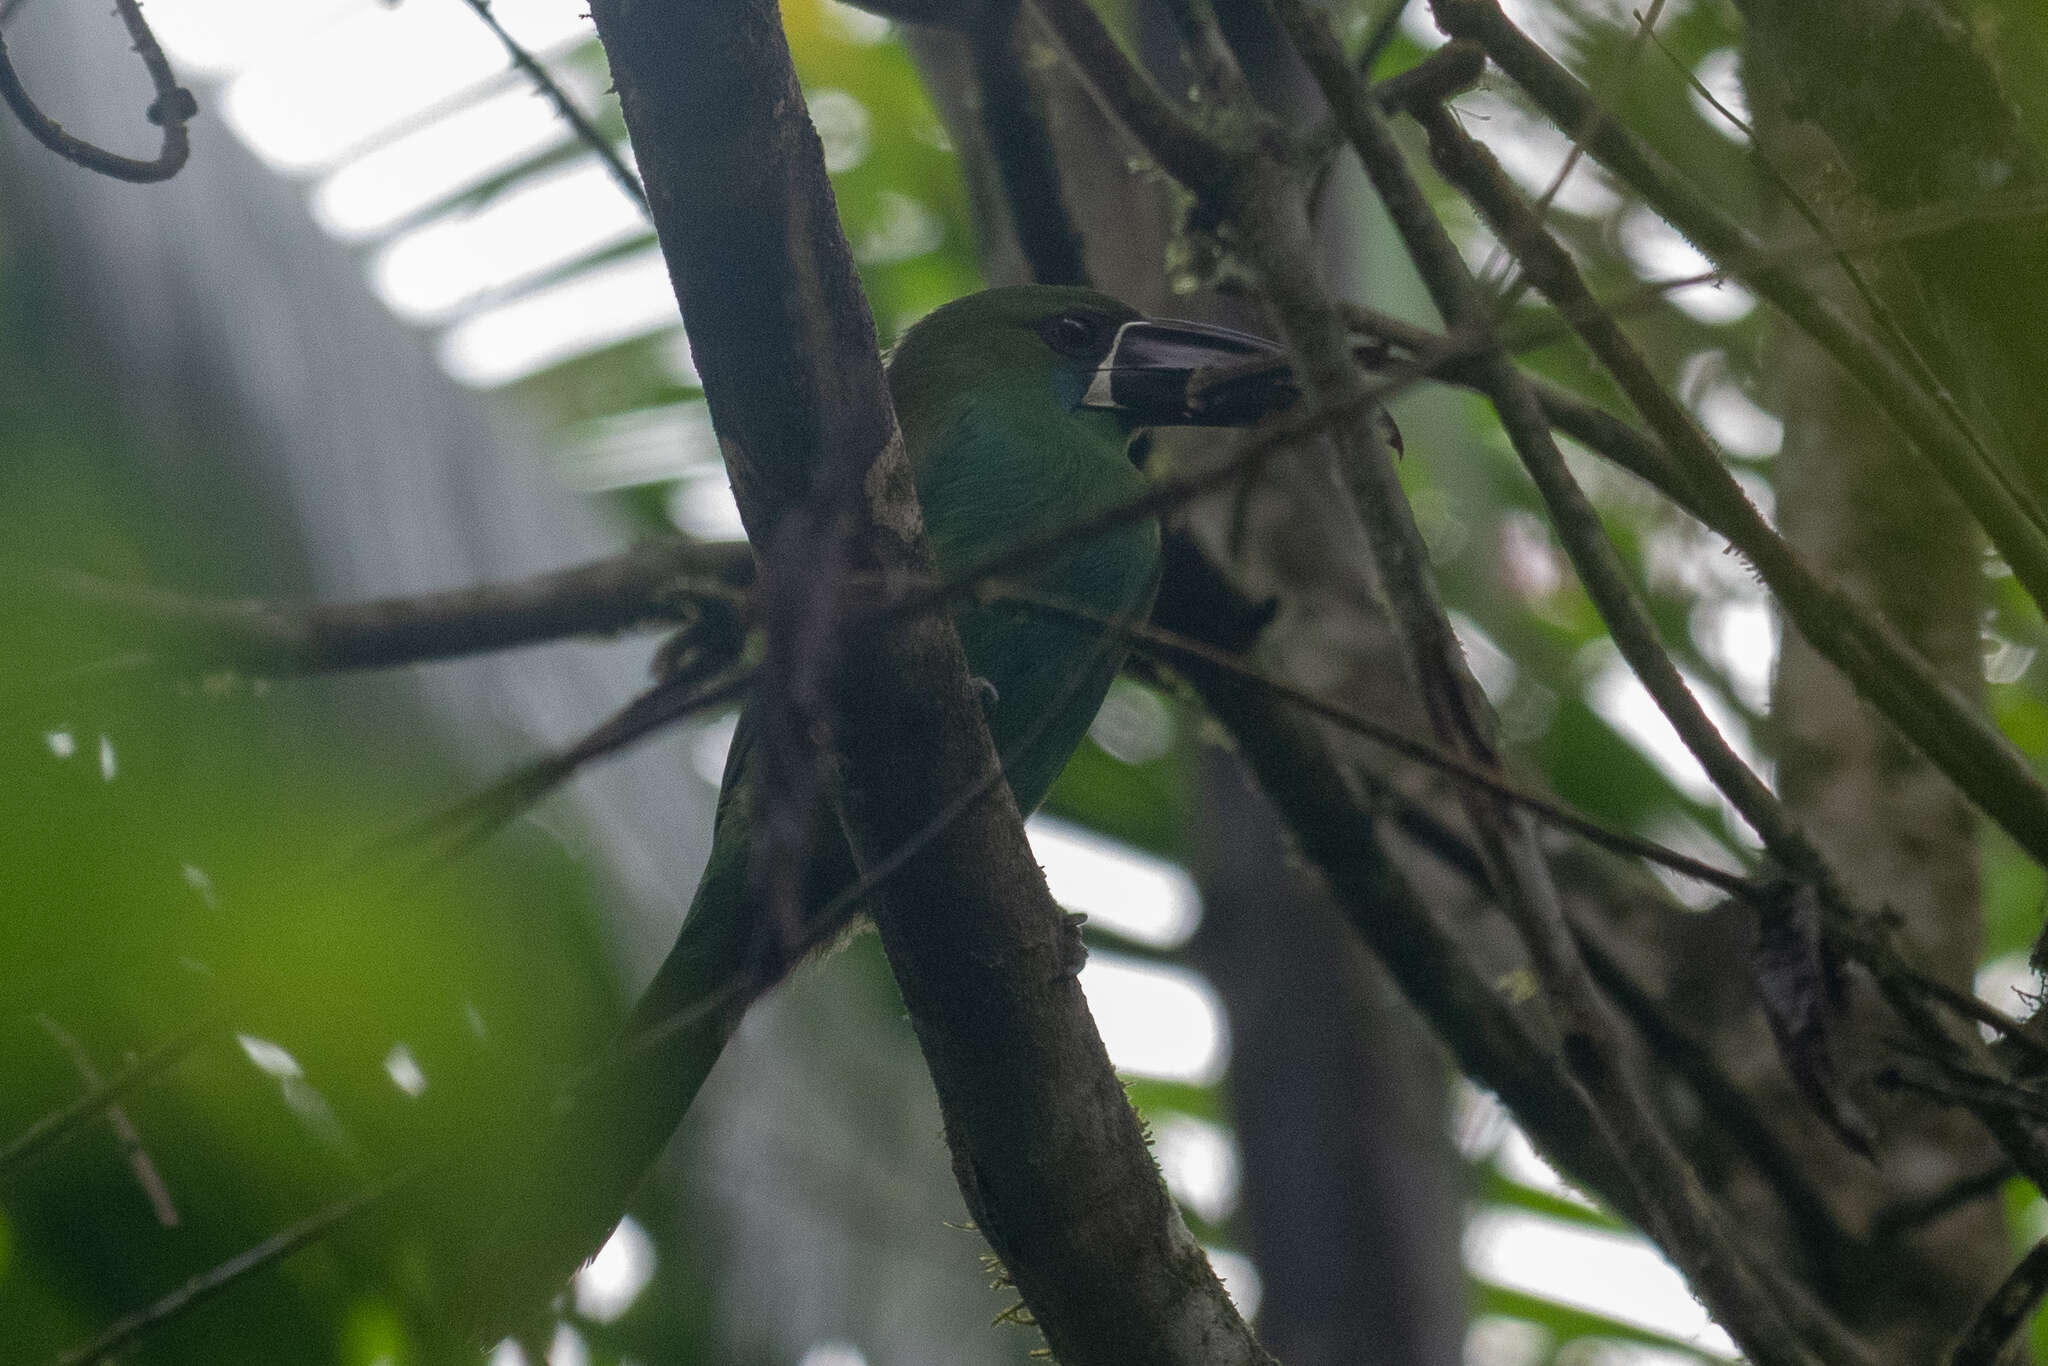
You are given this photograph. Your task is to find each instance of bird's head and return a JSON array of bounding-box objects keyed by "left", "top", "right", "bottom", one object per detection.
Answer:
[{"left": 887, "top": 285, "right": 1299, "bottom": 446}]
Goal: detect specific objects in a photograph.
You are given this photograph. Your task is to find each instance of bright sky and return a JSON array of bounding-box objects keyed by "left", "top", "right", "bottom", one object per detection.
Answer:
[{"left": 130, "top": 2, "right": 1751, "bottom": 1358}]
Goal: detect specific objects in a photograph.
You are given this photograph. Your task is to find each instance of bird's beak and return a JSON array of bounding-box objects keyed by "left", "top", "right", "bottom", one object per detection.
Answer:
[{"left": 1083, "top": 318, "right": 1299, "bottom": 427}]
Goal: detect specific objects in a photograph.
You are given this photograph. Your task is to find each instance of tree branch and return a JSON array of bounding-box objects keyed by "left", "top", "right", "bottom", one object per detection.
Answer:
[
  {"left": 1028, "top": 0, "right": 1229, "bottom": 197},
  {"left": 1428, "top": 0, "right": 2048, "bottom": 623},
  {"left": 458, "top": 0, "right": 645, "bottom": 211},
  {"left": 0, "top": 1025, "right": 209, "bottom": 1187},
  {"left": 966, "top": 0, "right": 1090, "bottom": 287},
  {"left": 54, "top": 1168, "right": 417, "bottom": 1366},
  {"left": 1409, "top": 99, "right": 2048, "bottom": 880},
  {"left": 0, "top": 0, "right": 193, "bottom": 183},
  {"left": 31, "top": 538, "right": 752, "bottom": 675},
  {"left": 1272, "top": 5, "right": 1829, "bottom": 1360},
  {"left": 585, "top": 0, "right": 1266, "bottom": 1360},
  {"left": 1947, "top": 1240, "right": 2048, "bottom": 1366}
]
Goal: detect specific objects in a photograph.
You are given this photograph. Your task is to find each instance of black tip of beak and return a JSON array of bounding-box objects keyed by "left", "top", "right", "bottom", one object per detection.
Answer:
[
  {"left": 1186, "top": 355, "right": 1301, "bottom": 426},
  {"left": 1085, "top": 318, "right": 1299, "bottom": 427}
]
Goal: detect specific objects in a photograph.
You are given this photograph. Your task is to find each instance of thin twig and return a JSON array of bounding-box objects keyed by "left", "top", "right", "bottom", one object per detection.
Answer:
[
  {"left": 1275, "top": 5, "right": 1828, "bottom": 1361},
  {"left": 35, "top": 1016, "right": 178, "bottom": 1228},
  {"left": 54, "top": 1168, "right": 419, "bottom": 1366},
  {"left": 1429, "top": 0, "right": 2048, "bottom": 620},
  {"left": 1354, "top": 0, "right": 1414, "bottom": 80},
  {"left": 0, "top": 0, "right": 193, "bottom": 182},
  {"left": 458, "top": 0, "right": 646, "bottom": 211},
  {"left": 1857, "top": 966, "right": 2048, "bottom": 1212},
  {"left": 384, "top": 662, "right": 755, "bottom": 868},
  {"left": 1411, "top": 100, "right": 2048, "bottom": 874},
  {"left": 986, "top": 581, "right": 1754, "bottom": 893},
  {"left": 0, "top": 1025, "right": 210, "bottom": 1186},
  {"left": 1871, "top": 1164, "right": 2015, "bottom": 1242},
  {"left": 1479, "top": 0, "right": 1666, "bottom": 312}
]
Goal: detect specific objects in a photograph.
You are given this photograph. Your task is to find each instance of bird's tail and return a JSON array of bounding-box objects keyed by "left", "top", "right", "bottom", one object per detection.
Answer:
[{"left": 452, "top": 830, "right": 760, "bottom": 1340}]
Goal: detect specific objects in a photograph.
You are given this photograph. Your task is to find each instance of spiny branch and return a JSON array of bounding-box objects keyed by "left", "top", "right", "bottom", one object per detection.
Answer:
[
  {"left": 0, "top": 0, "right": 193, "bottom": 182},
  {"left": 458, "top": 0, "right": 646, "bottom": 211}
]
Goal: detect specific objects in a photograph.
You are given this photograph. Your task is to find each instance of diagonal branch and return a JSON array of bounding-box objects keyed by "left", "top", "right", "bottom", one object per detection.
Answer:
[
  {"left": 35, "top": 1016, "right": 178, "bottom": 1228},
  {"left": 1410, "top": 100, "right": 2048, "bottom": 875},
  {"left": 1429, "top": 0, "right": 2048, "bottom": 622},
  {"left": 0, "top": 1025, "right": 210, "bottom": 1187},
  {"left": 1273, "top": 5, "right": 1831, "bottom": 1360},
  {"left": 458, "top": 0, "right": 646, "bottom": 210},
  {"left": 1028, "top": 0, "right": 1229, "bottom": 198},
  {"left": 966, "top": 0, "right": 1089, "bottom": 287},
  {"left": 54, "top": 1168, "right": 417, "bottom": 1366},
  {"left": 1948, "top": 1240, "right": 2048, "bottom": 1366},
  {"left": 585, "top": 0, "right": 1266, "bottom": 1360}
]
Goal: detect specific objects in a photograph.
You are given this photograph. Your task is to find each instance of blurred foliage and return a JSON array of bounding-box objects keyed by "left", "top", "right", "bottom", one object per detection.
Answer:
[
  {"left": 0, "top": 227, "right": 644, "bottom": 1361},
  {"left": 11, "top": 0, "right": 2048, "bottom": 1359}
]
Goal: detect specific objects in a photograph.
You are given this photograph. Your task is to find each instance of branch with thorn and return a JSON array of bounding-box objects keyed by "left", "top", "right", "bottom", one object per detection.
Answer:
[{"left": 0, "top": 0, "right": 193, "bottom": 182}]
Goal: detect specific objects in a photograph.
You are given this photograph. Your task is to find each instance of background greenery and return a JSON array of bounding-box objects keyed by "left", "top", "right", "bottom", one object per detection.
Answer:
[{"left": 4, "top": 0, "right": 2048, "bottom": 1361}]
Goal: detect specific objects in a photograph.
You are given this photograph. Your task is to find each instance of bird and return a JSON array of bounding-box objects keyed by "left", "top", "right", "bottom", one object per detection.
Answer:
[{"left": 458, "top": 284, "right": 1297, "bottom": 1332}]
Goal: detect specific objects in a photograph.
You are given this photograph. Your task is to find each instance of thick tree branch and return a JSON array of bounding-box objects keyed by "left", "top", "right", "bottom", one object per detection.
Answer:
[
  {"left": 966, "top": 0, "right": 1089, "bottom": 287},
  {"left": 1028, "top": 0, "right": 1229, "bottom": 197},
  {"left": 585, "top": 0, "right": 1266, "bottom": 1361},
  {"left": 33, "top": 538, "right": 752, "bottom": 674}
]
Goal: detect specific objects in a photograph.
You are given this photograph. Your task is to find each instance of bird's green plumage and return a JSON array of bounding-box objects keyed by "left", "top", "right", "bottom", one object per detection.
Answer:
[
  {"left": 465, "top": 286, "right": 1274, "bottom": 1328},
  {"left": 894, "top": 286, "right": 1160, "bottom": 807}
]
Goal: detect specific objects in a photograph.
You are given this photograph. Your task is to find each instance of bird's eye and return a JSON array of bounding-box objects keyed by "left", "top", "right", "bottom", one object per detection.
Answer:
[{"left": 1042, "top": 311, "right": 1106, "bottom": 359}]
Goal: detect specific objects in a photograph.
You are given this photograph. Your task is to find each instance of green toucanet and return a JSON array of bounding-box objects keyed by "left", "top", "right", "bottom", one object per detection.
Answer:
[{"left": 466, "top": 284, "right": 1296, "bottom": 1326}]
